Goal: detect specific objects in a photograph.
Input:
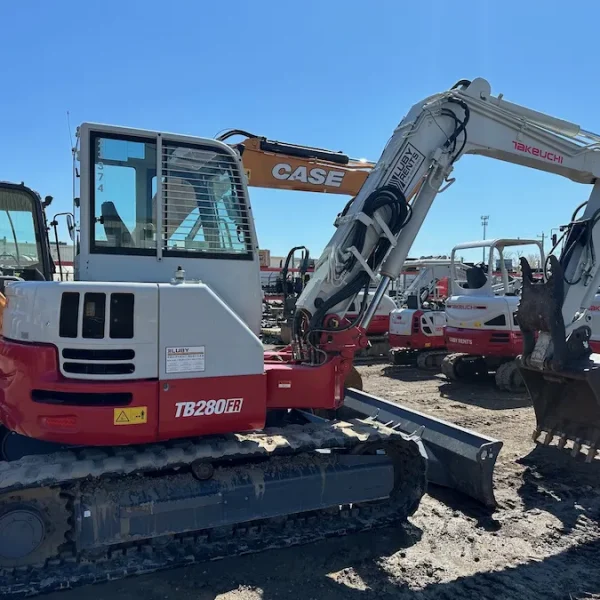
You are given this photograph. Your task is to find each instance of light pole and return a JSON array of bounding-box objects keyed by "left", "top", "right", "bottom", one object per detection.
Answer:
[
  {"left": 537, "top": 232, "right": 545, "bottom": 253},
  {"left": 481, "top": 215, "right": 489, "bottom": 263}
]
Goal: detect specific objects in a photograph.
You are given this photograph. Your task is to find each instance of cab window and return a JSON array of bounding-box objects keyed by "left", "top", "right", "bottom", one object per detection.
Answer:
[{"left": 90, "top": 134, "right": 252, "bottom": 258}]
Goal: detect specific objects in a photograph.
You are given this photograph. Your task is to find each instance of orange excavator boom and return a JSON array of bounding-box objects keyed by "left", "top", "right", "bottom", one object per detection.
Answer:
[{"left": 217, "top": 129, "right": 374, "bottom": 195}]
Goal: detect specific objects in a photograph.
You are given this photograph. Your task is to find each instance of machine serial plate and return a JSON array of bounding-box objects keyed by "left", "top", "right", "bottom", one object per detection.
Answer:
[{"left": 165, "top": 346, "right": 206, "bottom": 373}]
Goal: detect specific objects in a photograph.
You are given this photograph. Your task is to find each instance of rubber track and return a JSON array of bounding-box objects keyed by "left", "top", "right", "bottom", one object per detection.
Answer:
[
  {"left": 0, "top": 419, "right": 410, "bottom": 494},
  {"left": 441, "top": 352, "right": 466, "bottom": 380},
  {"left": 0, "top": 419, "right": 426, "bottom": 597},
  {"left": 416, "top": 350, "right": 447, "bottom": 370}
]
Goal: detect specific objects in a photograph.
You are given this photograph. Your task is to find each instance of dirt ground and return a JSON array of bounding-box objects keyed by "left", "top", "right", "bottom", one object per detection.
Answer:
[{"left": 45, "top": 365, "right": 600, "bottom": 600}]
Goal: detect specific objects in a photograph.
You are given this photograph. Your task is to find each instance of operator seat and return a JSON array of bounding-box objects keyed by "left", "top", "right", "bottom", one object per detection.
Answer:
[
  {"left": 101, "top": 202, "right": 133, "bottom": 247},
  {"left": 465, "top": 265, "right": 487, "bottom": 290},
  {"left": 406, "top": 294, "right": 419, "bottom": 309}
]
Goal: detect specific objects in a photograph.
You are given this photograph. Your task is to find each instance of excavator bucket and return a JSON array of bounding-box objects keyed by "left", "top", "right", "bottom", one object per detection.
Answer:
[
  {"left": 342, "top": 388, "right": 503, "bottom": 507},
  {"left": 516, "top": 255, "right": 600, "bottom": 458},
  {"left": 517, "top": 357, "right": 600, "bottom": 458}
]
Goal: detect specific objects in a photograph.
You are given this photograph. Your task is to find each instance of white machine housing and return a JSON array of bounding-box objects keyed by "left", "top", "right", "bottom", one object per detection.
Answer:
[{"left": 2, "top": 279, "right": 264, "bottom": 381}]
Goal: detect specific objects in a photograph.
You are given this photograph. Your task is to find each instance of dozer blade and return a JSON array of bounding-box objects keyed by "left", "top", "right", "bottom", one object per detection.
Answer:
[
  {"left": 343, "top": 388, "right": 503, "bottom": 507},
  {"left": 517, "top": 354, "right": 600, "bottom": 459}
]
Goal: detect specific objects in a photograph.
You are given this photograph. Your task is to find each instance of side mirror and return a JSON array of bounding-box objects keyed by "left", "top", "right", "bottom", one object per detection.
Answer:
[{"left": 66, "top": 214, "right": 75, "bottom": 241}]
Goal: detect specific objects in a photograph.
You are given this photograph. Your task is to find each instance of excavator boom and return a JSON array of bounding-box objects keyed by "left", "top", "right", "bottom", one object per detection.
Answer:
[
  {"left": 293, "top": 77, "right": 600, "bottom": 459},
  {"left": 218, "top": 130, "right": 374, "bottom": 195}
]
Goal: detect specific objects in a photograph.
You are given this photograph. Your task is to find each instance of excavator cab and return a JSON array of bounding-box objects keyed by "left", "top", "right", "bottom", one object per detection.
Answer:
[
  {"left": 0, "top": 182, "right": 55, "bottom": 331},
  {"left": 0, "top": 182, "right": 54, "bottom": 287}
]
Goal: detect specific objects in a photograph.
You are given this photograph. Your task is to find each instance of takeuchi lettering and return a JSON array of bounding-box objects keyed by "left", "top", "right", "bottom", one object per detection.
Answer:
[
  {"left": 512, "top": 141, "right": 564, "bottom": 164},
  {"left": 447, "top": 304, "right": 487, "bottom": 310}
]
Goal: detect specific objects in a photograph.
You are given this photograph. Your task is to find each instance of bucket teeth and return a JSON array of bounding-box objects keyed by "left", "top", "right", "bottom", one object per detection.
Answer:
[
  {"left": 534, "top": 426, "right": 599, "bottom": 462},
  {"left": 532, "top": 428, "right": 541, "bottom": 443}
]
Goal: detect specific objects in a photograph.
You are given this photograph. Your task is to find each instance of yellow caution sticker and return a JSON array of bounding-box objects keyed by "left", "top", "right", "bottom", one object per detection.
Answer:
[{"left": 114, "top": 406, "right": 148, "bottom": 426}]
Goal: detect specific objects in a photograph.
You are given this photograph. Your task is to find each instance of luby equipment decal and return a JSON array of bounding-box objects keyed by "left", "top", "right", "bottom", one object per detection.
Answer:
[
  {"left": 166, "top": 346, "right": 205, "bottom": 374},
  {"left": 388, "top": 143, "right": 426, "bottom": 192},
  {"left": 271, "top": 163, "right": 345, "bottom": 188},
  {"left": 175, "top": 397, "right": 244, "bottom": 418}
]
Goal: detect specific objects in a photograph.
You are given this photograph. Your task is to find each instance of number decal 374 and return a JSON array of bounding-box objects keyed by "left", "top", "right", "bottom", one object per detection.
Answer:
[{"left": 175, "top": 398, "right": 244, "bottom": 418}]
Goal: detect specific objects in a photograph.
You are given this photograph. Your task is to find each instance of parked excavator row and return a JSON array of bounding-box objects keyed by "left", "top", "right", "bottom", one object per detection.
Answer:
[
  {"left": 387, "top": 237, "right": 600, "bottom": 394},
  {"left": 3, "top": 77, "right": 600, "bottom": 596}
]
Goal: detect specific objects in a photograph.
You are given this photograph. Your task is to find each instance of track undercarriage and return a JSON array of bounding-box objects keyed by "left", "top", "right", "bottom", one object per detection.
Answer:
[
  {"left": 390, "top": 348, "right": 448, "bottom": 370},
  {"left": 441, "top": 353, "right": 525, "bottom": 392},
  {"left": 0, "top": 412, "right": 427, "bottom": 597}
]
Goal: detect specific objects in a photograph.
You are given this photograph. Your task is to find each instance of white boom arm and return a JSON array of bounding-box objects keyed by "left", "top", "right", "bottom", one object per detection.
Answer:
[{"left": 296, "top": 77, "right": 600, "bottom": 354}]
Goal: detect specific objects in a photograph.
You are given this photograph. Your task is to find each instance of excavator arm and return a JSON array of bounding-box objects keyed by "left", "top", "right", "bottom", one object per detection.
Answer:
[
  {"left": 293, "top": 77, "right": 600, "bottom": 454},
  {"left": 217, "top": 129, "right": 374, "bottom": 196},
  {"left": 297, "top": 77, "right": 600, "bottom": 342}
]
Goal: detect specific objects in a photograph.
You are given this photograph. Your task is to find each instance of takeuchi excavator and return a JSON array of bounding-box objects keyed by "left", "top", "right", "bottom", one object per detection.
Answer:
[{"left": 2, "top": 78, "right": 600, "bottom": 595}]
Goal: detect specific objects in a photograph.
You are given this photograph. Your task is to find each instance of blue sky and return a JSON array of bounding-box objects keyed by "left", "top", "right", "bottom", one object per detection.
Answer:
[{"left": 1, "top": 0, "right": 598, "bottom": 259}]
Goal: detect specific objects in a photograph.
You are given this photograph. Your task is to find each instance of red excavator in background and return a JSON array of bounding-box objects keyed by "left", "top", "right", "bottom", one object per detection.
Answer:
[{"left": 3, "top": 78, "right": 600, "bottom": 595}]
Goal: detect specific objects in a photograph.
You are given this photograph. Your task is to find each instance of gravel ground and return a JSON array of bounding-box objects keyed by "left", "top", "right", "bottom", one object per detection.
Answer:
[{"left": 45, "top": 364, "right": 600, "bottom": 600}]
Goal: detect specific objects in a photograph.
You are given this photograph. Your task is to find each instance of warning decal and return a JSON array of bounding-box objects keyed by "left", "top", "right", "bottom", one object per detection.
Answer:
[
  {"left": 114, "top": 406, "right": 148, "bottom": 426},
  {"left": 166, "top": 346, "right": 206, "bottom": 374}
]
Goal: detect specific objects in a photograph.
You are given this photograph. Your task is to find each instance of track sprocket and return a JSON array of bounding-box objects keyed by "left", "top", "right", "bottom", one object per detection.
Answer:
[{"left": 0, "top": 487, "right": 70, "bottom": 569}]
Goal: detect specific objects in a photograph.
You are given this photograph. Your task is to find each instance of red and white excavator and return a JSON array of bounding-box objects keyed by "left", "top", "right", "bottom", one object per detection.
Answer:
[
  {"left": 3, "top": 78, "right": 600, "bottom": 594},
  {"left": 441, "top": 238, "right": 543, "bottom": 391},
  {"left": 388, "top": 258, "right": 463, "bottom": 369}
]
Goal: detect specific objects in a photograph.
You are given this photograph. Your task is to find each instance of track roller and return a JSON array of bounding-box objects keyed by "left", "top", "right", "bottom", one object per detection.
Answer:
[{"left": 416, "top": 350, "right": 447, "bottom": 371}]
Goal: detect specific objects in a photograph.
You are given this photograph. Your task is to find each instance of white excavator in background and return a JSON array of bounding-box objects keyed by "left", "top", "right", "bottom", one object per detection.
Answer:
[
  {"left": 4, "top": 78, "right": 600, "bottom": 594},
  {"left": 388, "top": 258, "right": 465, "bottom": 369},
  {"left": 441, "top": 238, "right": 544, "bottom": 391}
]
